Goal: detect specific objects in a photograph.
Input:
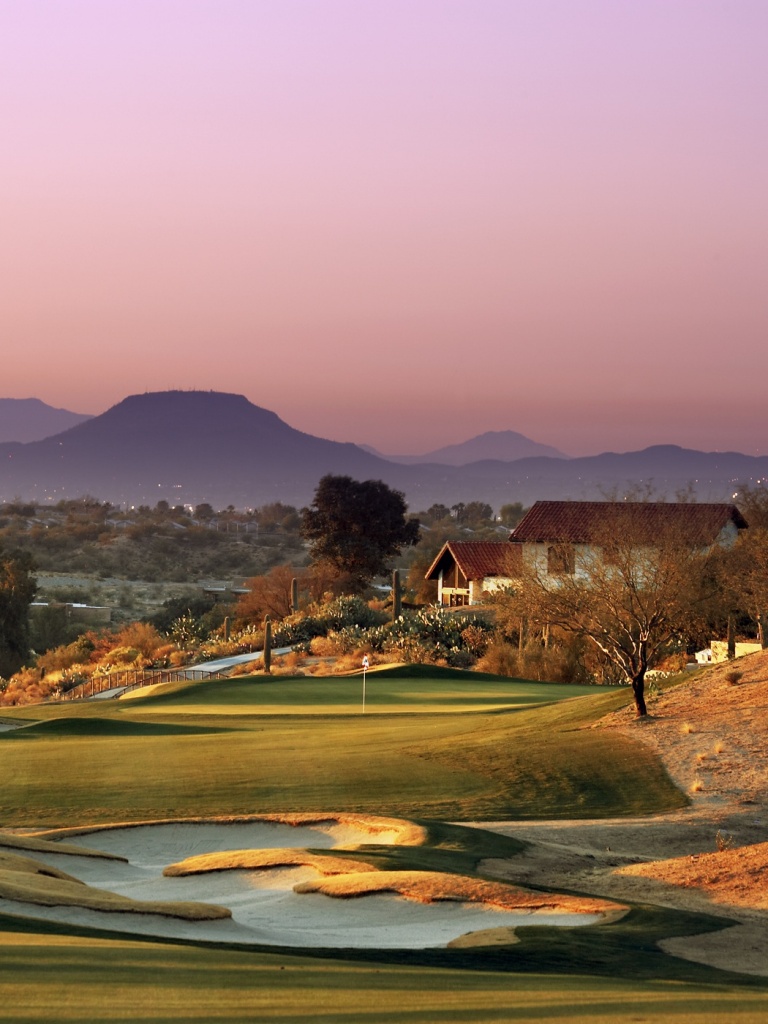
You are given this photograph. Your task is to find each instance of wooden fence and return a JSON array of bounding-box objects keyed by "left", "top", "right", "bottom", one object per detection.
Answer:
[{"left": 59, "top": 667, "right": 227, "bottom": 701}]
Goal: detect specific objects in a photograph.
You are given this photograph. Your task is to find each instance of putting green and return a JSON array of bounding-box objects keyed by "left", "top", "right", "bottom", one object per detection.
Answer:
[{"left": 118, "top": 672, "right": 605, "bottom": 715}]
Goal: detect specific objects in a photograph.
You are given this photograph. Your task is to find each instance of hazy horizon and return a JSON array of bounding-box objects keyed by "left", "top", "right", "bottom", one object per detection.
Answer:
[
  {"left": 4, "top": 2, "right": 767, "bottom": 457},
  {"left": 2, "top": 389, "right": 765, "bottom": 461}
]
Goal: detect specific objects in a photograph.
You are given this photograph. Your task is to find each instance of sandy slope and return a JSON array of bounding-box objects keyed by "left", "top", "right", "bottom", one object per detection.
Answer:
[{"left": 480, "top": 652, "right": 768, "bottom": 976}]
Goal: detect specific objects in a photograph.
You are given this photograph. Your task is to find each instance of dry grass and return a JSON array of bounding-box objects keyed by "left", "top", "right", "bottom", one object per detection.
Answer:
[
  {"left": 0, "top": 831, "right": 126, "bottom": 861},
  {"left": 164, "top": 848, "right": 376, "bottom": 877},
  {"left": 601, "top": 651, "right": 768, "bottom": 808},
  {"left": 293, "top": 869, "right": 625, "bottom": 916},
  {"left": 0, "top": 851, "right": 80, "bottom": 883},
  {"left": 616, "top": 841, "right": 768, "bottom": 911}
]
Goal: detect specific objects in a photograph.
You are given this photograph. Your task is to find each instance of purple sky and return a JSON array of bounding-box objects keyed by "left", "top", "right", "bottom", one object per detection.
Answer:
[{"left": 3, "top": 1, "right": 767, "bottom": 456}]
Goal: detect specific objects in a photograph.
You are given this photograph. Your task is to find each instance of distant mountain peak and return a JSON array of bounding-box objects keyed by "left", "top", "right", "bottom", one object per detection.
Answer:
[
  {"left": 0, "top": 397, "right": 92, "bottom": 443},
  {"left": 372, "top": 429, "right": 569, "bottom": 466}
]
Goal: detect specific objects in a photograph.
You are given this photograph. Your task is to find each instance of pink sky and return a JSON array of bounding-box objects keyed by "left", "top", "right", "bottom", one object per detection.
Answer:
[{"left": 2, "top": 1, "right": 767, "bottom": 456}]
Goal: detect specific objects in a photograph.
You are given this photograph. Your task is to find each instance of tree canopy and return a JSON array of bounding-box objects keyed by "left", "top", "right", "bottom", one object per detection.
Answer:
[
  {"left": 301, "top": 475, "right": 420, "bottom": 592},
  {"left": 0, "top": 548, "right": 37, "bottom": 679}
]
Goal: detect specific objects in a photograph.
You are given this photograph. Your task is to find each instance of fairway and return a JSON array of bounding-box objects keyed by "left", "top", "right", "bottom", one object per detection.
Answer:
[
  {"left": 0, "top": 671, "right": 677, "bottom": 825},
  {"left": 2, "top": 924, "right": 768, "bottom": 1024}
]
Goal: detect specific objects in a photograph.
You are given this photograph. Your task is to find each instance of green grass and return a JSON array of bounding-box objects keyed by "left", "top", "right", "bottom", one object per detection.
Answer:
[
  {"left": 1, "top": 919, "right": 767, "bottom": 1024},
  {"left": 0, "top": 674, "right": 680, "bottom": 825},
  {"left": 1, "top": 665, "right": 762, "bottom": 1021},
  {"left": 115, "top": 670, "right": 604, "bottom": 715}
]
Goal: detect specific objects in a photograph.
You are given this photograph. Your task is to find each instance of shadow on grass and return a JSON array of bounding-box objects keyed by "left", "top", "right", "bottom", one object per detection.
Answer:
[{"left": 0, "top": 718, "right": 232, "bottom": 738}]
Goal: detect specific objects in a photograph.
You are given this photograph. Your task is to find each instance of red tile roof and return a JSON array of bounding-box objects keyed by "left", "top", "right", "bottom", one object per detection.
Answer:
[
  {"left": 509, "top": 501, "right": 748, "bottom": 546},
  {"left": 425, "top": 541, "right": 523, "bottom": 581}
]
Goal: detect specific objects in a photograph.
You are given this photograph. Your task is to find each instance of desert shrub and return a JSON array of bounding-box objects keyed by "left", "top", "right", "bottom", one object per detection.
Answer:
[
  {"left": 275, "top": 650, "right": 306, "bottom": 672},
  {"left": 309, "top": 634, "right": 350, "bottom": 657},
  {"left": 445, "top": 648, "right": 475, "bottom": 669},
  {"left": 149, "top": 593, "right": 218, "bottom": 634},
  {"left": 477, "top": 640, "right": 588, "bottom": 683},
  {"left": 460, "top": 623, "right": 491, "bottom": 656},
  {"left": 364, "top": 608, "right": 493, "bottom": 666},
  {"left": 104, "top": 646, "right": 140, "bottom": 666},
  {"left": 229, "top": 661, "right": 255, "bottom": 677},
  {"left": 0, "top": 668, "right": 54, "bottom": 706},
  {"left": 715, "top": 829, "right": 734, "bottom": 851},
  {"left": 149, "top": 643, "right": 178, "bottom": 668},
  {"left": 114, "top": 622, "right": 165, "bottom": 660},
  {"left": 270, "top": 596, "right": 387, "bottom": 649},
  {"left": 476, "top": 641, "right": 520, "bottom": 677},
  {"left": 168, "top": 614, "right": 207, "bottom": 647},
  {"left": 37, "top": 635, "right": 96, "bottom": 675},
  {"left": 381, "top": 636, "right": 437, "bottom": 664}
]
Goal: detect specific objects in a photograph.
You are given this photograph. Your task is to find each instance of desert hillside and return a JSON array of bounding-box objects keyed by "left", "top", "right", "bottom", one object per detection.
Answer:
[{"left": 483, "top": 651, "right": 768, "bottom": 976}]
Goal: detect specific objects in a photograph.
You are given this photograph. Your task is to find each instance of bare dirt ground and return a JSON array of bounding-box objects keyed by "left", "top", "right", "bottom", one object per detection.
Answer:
[{"left": 480, "top": 651, "right": 768, "bottom": 976}]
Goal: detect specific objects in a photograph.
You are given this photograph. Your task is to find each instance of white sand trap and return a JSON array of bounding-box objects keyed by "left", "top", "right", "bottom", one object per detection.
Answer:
[{"left": 0, "top": 822, "right": 603, "bottom": 949}]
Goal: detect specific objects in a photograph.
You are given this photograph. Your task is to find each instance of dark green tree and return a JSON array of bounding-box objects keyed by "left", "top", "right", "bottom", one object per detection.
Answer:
[
  {"left": 301, "top": 476, "right": 420, "bottom": 592},
  {"left": 0, "top": 549, "right": 37, "bottom": 678},
  {"left": 499, "top": 502, "right": 526, "bottom": 528}
]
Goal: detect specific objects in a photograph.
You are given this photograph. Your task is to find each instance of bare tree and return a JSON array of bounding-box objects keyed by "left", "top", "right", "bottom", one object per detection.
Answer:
[
  {"left": 724, "top": 527, "right": 768, "bottom": 647},
  {"left": 513, "top": 513, "right": 714, "bottom": 717}
]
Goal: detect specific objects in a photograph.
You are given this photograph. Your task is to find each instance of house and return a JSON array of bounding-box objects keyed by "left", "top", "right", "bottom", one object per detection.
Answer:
[
  {"left": 508, "top": 500, "right": 748, "bottom": 578},
  {"left": 424, "top": 501, "right": 748, "bottom": 605},
  {"left": 29, "top": 602, "right": 112, "bottom": 626},
  {"left": 424, "top": 541, "right": 522, "bottom": 606}
]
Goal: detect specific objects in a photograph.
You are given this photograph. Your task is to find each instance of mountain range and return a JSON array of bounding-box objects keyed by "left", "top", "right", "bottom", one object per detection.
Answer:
[
  {"left": 0, "top": 398, "right": 92, "bottom": 442},
  {"left": 0, "top": 390, "right": 765, "bottom": 511},
  {"left": 362, "top": 431, "right": 567, "bottom": 465}
]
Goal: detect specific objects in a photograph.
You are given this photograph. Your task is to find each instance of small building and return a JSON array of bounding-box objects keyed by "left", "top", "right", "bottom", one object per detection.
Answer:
[
  {"left": 29, "top": 602, "right": 112, "bottom": 626},
  {"left": 509, "top": 500, "right": 748, "bottom": 578},
  {"left": 425, "top": 541, "right": 522, "bottom": 606},
  {"left": 200, "top": 578, "right": 252, "bottom": 602}
]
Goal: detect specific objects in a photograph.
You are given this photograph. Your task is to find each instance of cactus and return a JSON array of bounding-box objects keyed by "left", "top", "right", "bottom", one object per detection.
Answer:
[
  {"left": 223, "top": 616, "right": 230, "bottom": 642},
  {"left": 291, "top": 577, "right": 299, "bottom": 615},
  {"left": 263, "top": 615, "right": 272, "bottom": 674},
  {"left": 392, "top": 569, "right": 402, "bottom": 621}
]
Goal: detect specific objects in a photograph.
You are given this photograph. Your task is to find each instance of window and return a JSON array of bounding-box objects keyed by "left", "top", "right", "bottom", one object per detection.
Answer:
[{"left": 547, "top": 544, "right": 575, "bottom": 575}]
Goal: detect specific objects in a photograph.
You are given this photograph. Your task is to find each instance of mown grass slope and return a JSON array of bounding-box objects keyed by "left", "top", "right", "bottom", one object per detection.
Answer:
[
  {"left": 1, "top": 916, "right": 768, "bottom": 1024},
  {"left": 0, "top": 671, "right": 682, "bottom": 826}
]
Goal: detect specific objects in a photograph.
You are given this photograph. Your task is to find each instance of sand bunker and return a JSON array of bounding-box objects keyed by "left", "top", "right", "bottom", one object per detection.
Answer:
[{"left": 0, "top": 818, "right": 611, "bottom": 949}]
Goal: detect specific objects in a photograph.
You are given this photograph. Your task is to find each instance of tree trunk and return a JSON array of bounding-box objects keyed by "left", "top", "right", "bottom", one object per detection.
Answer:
[
  {"left": 392, "top": 569, "right": 402, "bottom": 621},
  {"left": 631, "top": 672, "right": 648, "bottom": 717},
  {"left": 759, "top": 614, "right": 767, "bottom": 649},
  {"left": 263, "top": 615, "right": 272, "bottom": 674},
  {"left": 727, "top": 613, "right": 736, "bottom": 659}
]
